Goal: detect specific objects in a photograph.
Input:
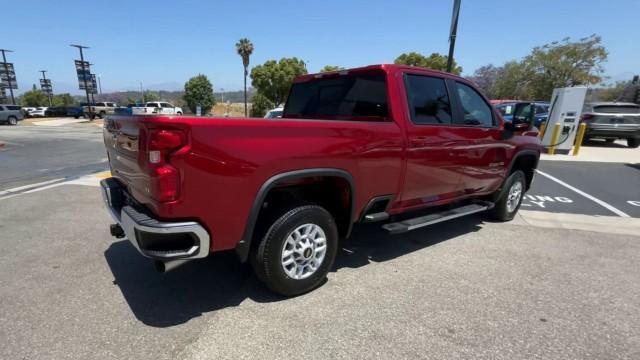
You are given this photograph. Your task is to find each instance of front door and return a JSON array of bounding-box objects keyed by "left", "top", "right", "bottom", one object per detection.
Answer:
[{"left": 449, "top": 80, "right": 507, "bottom": 194}]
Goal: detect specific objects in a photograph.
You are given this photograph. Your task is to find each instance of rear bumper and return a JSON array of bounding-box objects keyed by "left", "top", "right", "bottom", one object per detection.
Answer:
[
  {"left": 586, "top": 126, "right": 640, "bottom": 139},
  {"left": 100, "top": 178, "right": 210, "bottom": 260}
]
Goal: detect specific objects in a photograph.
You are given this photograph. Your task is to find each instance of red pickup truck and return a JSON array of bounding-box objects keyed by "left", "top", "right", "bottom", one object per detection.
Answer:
[{"left": 101, "top": 64, "right": 541, "bottom": 296}]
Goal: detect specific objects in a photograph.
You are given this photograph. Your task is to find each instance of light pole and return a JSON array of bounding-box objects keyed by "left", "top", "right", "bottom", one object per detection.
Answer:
[
  {"left": 138, "top": 81, "right": 144, "bottom": 104},
  {"left": 70, "top": 44, "right": 92, "bottom": 114},
  {"left": 446, "top": 0, "right": 461, "bottom": 73},
  {"left": 220, "top": 87, "right": 224, "bottom": 103},
  {"left": 97, "top": 74, "right": 102, "bottom": 94},
  {"left": 0, "top": 49, "right": 16, "bottom": 105},
  {"left": 40, "top": 70, "right": 52, "bottom": 106}
]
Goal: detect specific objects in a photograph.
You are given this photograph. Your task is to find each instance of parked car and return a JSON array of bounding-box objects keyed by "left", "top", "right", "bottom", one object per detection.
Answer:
[
  {"left": 22, "top": 107, "right": 36, "bottom": 117},
  {"left": 264, "top": 106, "right": 284, "bottom": 118},
  {"left": 101, "top": 64, "right": 541, "bottom": 296},
  {"left": 581, "top": 102, "right": 640, "bottom": 148},
  {"left": 130, "top": 101, "right": 183, "bottom": 115},
  {"left": 82, "top": 102, "right": 119, "bottom": 119},
  {"left": 30, "top": 107, "right": 48, "bottom": 117},
  {"left": 66, "top": 106, "right": 83, "bottom": 118},
  {"left": 44, "top": 107, "right": 68, "bottom": 117},
  {"left": 495, "top": 102, "right": 549, "bottom": 127},
  {"left": 0, "top": 104, "right": 24, "bottom": 125}
]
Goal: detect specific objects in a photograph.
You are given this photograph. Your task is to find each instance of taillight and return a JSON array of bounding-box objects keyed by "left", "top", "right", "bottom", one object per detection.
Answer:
[
  {"left": 146, "top": 129, "right": 187, "bottom": 202},
  {"left": 580, "top": 113, "right": 594, "bottom": 122}
]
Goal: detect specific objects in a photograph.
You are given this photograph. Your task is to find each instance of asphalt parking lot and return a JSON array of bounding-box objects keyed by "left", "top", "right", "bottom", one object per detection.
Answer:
[{"left": 1, "top": 122, "right": 640, "bottom": 359}]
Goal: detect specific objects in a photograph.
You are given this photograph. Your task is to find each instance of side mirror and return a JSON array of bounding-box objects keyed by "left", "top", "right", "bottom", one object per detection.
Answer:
[{"left": 512, "top": 102, "right": 535, "bottom": 131}]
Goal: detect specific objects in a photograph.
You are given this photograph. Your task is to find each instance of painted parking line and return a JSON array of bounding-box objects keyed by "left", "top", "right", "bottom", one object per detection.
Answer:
[
  {"left": 0, "top": 171, "right": 110, "bottom": 201},
  {"left": 536, "top": 170, "right": 630, "bottom": 218}
]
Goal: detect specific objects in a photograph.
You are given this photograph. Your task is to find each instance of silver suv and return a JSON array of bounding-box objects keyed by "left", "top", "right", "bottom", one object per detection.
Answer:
[{"left": 0, "top": 104, "right": 24, "bottom": 125}]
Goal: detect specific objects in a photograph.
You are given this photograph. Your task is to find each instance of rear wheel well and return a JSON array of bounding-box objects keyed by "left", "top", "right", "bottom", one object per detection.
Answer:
[
  {"left": 252, "top": 176, "right": 352, "bottom": 247},
  {"left": 509, "top": 153, "right": 538, "bottom": 190}
]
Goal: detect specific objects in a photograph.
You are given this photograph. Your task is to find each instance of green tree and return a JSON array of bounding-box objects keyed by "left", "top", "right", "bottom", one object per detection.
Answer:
[
  {"left": 467, "top": 64, "right": 502, "bottom": 98},
  {"left": 250, "top": 92, "right": 274, "bottom": 117},
  {"left": 250, "top": 57, "right": 308, "bottom": 106},
  {"left": 20, "top": 89, "right": 49, "bottom": 107},
  {"left": 394, "top": 52, "right": 462, "bottom": 75},
  {"left": 524, "top": 35, "right": 608, "bottom": 100},
  {"left": 490, "top": 61, "right": 534, "bottom": 100},
  {"left": 320, "top": 65, "right": 344, "bottom": 72},
  {"left": 52, "top": 93, "right": 76, "bottom": 107},
  {"left": 236, "top": 38, "right": 254, "bottom": 116},
  {"left": 143, "top": 91, "right": 160, "bottom": 103},
  {"left": 183, "top": 74, "right": 215, "bottom": 114}
]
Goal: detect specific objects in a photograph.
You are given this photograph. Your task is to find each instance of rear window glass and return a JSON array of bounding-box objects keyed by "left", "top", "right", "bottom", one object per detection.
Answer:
[
  {"left": 283, "top": 72, "right": 389, "bottom": 121},
  {"left": 593, "top": 105, "right": 640, "bottom": 114}
]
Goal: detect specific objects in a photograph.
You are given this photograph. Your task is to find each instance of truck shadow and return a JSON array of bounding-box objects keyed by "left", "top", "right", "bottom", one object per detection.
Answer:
[{"left": 104, "top": 215, "right": 483, "bottom": 328}]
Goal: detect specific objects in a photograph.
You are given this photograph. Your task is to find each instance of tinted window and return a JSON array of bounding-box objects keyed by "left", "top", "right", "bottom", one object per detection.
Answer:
[
  {"left": 594, "top": 105, "right": 640, "bottom": 114},
  {"left": 284, "top": 73, "right": 388, "bottom": 121},
  {"left": 454, "top": 82, "right": 494, "bottom": 126},
  {"left": 147, "top": 103, "right": 159, "bottom": 108},
  {"left": 7, "top": 105, "right": 21, "bottom": 110},
  {"left": 161, "top": 103, "right": 173, "bottom": 108},
  {"left": 404, "top": 75, "right": 452, "bottom": 125},
  {"left": 535, "top": 104, "right": 548, "bottom": 114}
]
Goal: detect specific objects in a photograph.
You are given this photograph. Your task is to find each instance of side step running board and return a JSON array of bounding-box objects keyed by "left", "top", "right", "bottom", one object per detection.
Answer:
[
  {"left": 382, "top": 201, "right": 494, "bottom": 235},
  {"left": 363, "top": 212, "right": 389, "bottom": 222}
]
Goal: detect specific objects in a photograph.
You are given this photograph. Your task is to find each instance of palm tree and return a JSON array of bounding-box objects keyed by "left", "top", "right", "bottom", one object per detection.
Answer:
[{"left": 236, "top": 38, "right": 254, "bottom": 116}]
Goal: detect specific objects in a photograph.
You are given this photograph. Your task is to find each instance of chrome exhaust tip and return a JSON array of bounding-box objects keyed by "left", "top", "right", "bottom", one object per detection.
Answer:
[{"left": 154, "top": 259, "right": 189, "bottom": 273}]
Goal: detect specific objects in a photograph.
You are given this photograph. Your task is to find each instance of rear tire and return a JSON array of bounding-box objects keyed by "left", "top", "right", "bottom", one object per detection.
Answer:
[
  {"left": 8, "top": 116, "right": 17, "bottom": 126},
  {"left": 627, "top": 138, "right": 639, "bottom": 148},
  {"left": 489, "top": 170, "right": 526, "bottom": 222},
  {"left": 251, "top": 205, "right": 338, "bottom": 296}
]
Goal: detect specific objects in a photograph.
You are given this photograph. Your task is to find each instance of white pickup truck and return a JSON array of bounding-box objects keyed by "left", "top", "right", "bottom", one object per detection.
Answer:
[{"left": 130, "top": 101, "right": 183, "bottom": 115}]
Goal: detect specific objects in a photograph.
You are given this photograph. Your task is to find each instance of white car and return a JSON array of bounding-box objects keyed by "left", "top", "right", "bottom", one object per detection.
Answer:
[
  {"left": 131, "top": 102, "right": 183, "bottom": 115},
  {"left": 264, "top": 106, "right": 283, "bottom": 119},
  {"left": 30, "top": 107, "right": 48, "bottom": 117}
]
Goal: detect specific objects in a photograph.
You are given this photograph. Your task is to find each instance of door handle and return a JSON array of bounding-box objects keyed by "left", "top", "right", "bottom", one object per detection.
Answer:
[{"left": 410, "top": 137, "right": 429, "bottom": 147}]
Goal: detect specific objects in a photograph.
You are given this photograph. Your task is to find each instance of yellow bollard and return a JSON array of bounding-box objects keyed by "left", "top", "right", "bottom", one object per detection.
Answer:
[
  {"left": 538, "top": 121, "right": 547, "bottom": 139},
  {"left": 548, "top": 123, "right": 561, "bottom": 155},
  {"left": 573, "top": 123, "right": 587, "bottom": 156}
]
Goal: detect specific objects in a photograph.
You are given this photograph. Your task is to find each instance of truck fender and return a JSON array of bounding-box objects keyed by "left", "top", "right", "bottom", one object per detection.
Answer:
[{"left": 235, "top": 168, "right": 356, "bottom": 262}]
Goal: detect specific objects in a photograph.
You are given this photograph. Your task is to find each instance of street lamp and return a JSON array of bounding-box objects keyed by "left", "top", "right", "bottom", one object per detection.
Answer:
[
  {"left": 0, "top": 48, "right": 16, "bottom": 104},
  {"left": 70, "top": 44, "right": 93, "bottom": 115},
  {"left": 39, "top": 70, "right": 52, "bottom": 106},
  {"left": 446, "top": 0, "right": 461, "bottom": 73}
]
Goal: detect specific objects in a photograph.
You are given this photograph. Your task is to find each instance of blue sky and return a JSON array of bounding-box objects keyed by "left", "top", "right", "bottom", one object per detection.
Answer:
[{"left": 5, "top": 0, "right": 639, "bottom": 95}]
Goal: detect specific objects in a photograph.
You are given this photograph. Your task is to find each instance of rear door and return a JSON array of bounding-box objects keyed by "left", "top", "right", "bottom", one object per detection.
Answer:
[
  {"left": 400, "top": 73, "right": 466, "bottom": 208},
  {"left": 449, "top": 80, "right": 507, "bottom": 194}
]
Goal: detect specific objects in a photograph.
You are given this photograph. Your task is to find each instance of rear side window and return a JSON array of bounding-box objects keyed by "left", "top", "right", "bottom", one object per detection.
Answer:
[
  {"left": 454, "top": 82, "right": 494, "bottom": 127},
  {"left": 594, "top": 105, "right": 640, "bottom": 114},
  {"left": 404, "top": 74, "right": 452, "bottom": 125},
  {"left": 147, "top": 103, "right": 159, "bottom": 108},
  {"left": 7, "top": 105, "right": 21, "bottom": 110},
  {"left": 284, "top": 72, "right": 389, "bottom": 121}
]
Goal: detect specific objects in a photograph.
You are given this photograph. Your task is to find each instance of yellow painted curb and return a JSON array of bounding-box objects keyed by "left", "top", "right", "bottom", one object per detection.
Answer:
[{"left": 94, "top": 171, "right": 112, "bottom": 179}]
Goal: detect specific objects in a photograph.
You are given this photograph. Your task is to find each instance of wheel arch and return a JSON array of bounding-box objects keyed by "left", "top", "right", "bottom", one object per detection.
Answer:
[
  {"left": 236, "top": 168, "right": 355, "bottom": 262},
  {"left": 506, "top": 149, "right": 540, "bottom": 190}
]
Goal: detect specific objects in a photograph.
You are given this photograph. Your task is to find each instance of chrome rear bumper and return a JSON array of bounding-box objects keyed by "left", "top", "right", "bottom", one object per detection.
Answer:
[{"left": 100, "top": 178, "right": 210, "bottom": 260}]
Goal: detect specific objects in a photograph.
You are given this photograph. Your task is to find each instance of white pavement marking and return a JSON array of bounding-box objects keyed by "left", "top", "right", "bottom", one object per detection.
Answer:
[
  {"left": 0, "top": 178, "right": 65, "bottom": 196},
  {"left": 33, "top": 119, "right": 87, "bottom": 126},
  {"left": 536, "top": 170, "right": 630, "bottom": 218}
]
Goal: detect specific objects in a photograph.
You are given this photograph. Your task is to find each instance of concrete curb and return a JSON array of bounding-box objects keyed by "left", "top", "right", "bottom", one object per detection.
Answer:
[{"left": 513, "top": 210, "right": 640, "bottom": 237}]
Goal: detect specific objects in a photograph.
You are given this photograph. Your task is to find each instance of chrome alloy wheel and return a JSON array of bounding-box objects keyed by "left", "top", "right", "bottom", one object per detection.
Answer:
[
  {"left": 506, "top": 180, "right": 523, "bottom": 213},
  {"left": 281, "top": 223, "right": 327, "bottom": 280}
]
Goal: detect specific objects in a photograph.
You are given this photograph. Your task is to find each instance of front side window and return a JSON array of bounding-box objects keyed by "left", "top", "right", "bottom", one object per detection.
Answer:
[
  {"left": 454, "top": 82, "right": 494, "bottom": 127},
  {"left": 147, "top": 103, "right": 159, "bottom": 108},
  {"left": 284, "top": 72, "right": 389, "bottom": 121},
  {"left": 404, "top": 74, "right": 452, "bottom": 125},
  {"left": 161, "top": 103, "right": 173, "bottom": 108}
]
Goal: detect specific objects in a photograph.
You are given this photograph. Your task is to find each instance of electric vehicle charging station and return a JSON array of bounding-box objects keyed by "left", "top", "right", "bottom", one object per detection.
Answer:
[{"left": 541, "top": 86, "right": 589, "bottom": 154}]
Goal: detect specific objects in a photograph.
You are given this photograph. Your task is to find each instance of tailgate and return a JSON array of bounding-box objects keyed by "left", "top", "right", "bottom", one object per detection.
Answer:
[{"left": 103, "top": 116, "right": 149, "bottom": 203}]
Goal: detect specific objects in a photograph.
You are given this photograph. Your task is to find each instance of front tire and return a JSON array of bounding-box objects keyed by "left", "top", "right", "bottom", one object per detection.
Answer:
[
  {"left": 252, "top": 205, "right": 338, "bottom": 296},
  {"left": 489, "top": 170, "right": 526, "bottom": 222},
  {"left": 627, "top": 138, "right": 639, "bottom": 148}
]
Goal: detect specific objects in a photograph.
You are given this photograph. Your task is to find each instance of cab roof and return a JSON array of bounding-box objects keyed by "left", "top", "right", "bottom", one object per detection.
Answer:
[{"left": 293, "top": 64, "right": 465, "bottom": 83}]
